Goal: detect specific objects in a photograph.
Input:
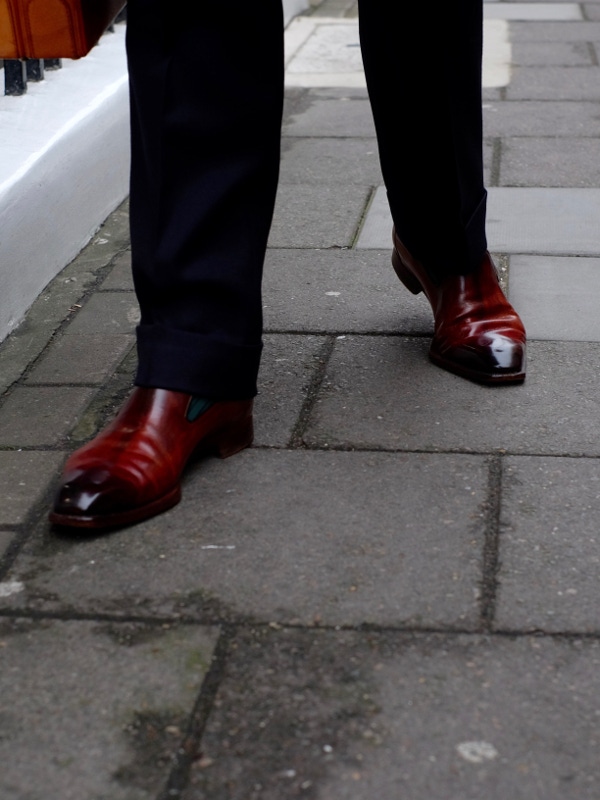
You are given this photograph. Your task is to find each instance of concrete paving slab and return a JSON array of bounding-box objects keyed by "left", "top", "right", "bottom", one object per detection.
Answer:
[
  {"left": 0, "top": 386, "right": 96, "bottom": 447},
  {"left": 284, "top": 17, "right": 514, "bottom": 89},
  {"left": 487, "top": 188, "right": 600, "bottom": 254},
  {"left": 0, "top": 531, "right": 15, "bottom": 559},
  {"left": 485, "top": 2, "right": 582, "bottom": 19},
  {"left": 280, "top": 136, "right": 490, "bottom": 188},
  {"left": 269, "top": 184, "right": 371, "bottom": 248},
  {"left": 283, "top": 95, "right": 376, "bottom": 138},
  {"left": 185, "top": 629, "right": 600, "bottom": 800},
  {"left": 279, "top": 136, "right": 382, "bottom": 185},
  {"left": 262, "top": 249, "right": 433, "bottom": 334},
  {"left": 511, "top": 40, "right": 594, "bottom": 65},
  {"left": 0, "top": 203, "right": 130, "bottom": 396},
  {"left": 6, "top": 450, "right": 488, "bottom": 630},
  {"left": 499, "top": 137, "right": 600, "bottom": 187},
  {"left": 483, "top": 100, "right": 600, "bottom": 137},
  {"left": 583, "top": 3, "right": 600, "bottom": 20},
  {"left": 509, "top": 21, "right": 600, "bottom": 41},
  {"left": 355, "top": 187, "right": 392, "bottom": 249},
  {"left": 483, "top": 19, "right": 512, "bottom": 87},
  {"left": 279, "top": 135, "right": 490, "bottom": 189},
  {"left": 283, "top": 0, "right": 310, "bottom": 26},
  {"left": 483, "top": 86, "right": 505, "bottom": 103},
  {"left": 507, "top": 66, "right": 600, "bottom": 100},
  {"left": 0, "top": 451, "right": 65, "bottom": 526},
  {"left": 508, "top": 255, "right": 600, "bottom": 341},
  {"left": 497, "top": 456, "right": 600, "bottom": 633},
  {"left": 311, "top": 0, "right": 357, "bottom": 16},
  {"left": 255, "top": 334, "right": 327, "bottom": 446},
  {"left": 64, "top": 292, "right": 140, "bottom": 336},
  {"left": 0, "top": 618, "right": 218, "bottom": 800},
  {"left": 25, "top": 333, "right": 135, "bottom": 384},
  {"left": 357, "top": 186, "right": 600, "bottom": 255},
  {"left": 483, "top": 139, "right": 495, "bottom": 186},
  {"left": 302, "top": 337, "right": 600, "bottom": 456},
  {"left": 101, "top": 249, "right": 134, "bottom": 291},
  {"left": 285, "top": 18, "right": 366, "bottom": 88}
]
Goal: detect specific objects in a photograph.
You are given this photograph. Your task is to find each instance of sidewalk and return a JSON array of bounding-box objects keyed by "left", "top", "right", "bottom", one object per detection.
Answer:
[{"left": 1, "top": 1, "right": 600, "bottom": 797}]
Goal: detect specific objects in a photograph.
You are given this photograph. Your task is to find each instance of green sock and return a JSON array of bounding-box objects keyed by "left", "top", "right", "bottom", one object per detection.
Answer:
[{"left": 186, "top": 397, "right": 214, "bottom": 422}]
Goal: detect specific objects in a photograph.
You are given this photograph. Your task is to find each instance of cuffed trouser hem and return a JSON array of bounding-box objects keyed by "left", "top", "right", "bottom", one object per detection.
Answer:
[
  {"left": 389, "top": 188, "right": 488, "bottom": 284},
  {"left": 135, "top": 324, "right": 262, "bottom": 400},
  {"left": 463, "top": 189, "right": 488, "bottom": 272}
]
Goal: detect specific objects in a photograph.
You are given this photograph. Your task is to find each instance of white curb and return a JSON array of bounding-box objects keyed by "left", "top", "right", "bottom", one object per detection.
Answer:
[{"left": 0, "top": 24, "right": 129, "bottom": 342}]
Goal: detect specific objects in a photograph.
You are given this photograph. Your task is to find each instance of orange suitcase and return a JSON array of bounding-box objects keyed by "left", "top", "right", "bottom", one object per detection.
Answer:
[{"left": 0, "top": 0, "right": 125, "bottom": 59}]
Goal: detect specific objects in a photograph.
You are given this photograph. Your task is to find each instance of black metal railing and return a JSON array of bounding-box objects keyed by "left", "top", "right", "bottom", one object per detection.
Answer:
[
  {"left": 1, "top": 6, "right": 126, "bottom": 96},
  {"left": 3, "top": 58, "right": 62, "bottom": 96}
]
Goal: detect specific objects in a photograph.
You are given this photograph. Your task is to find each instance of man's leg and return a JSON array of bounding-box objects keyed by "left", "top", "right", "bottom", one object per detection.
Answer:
[
  {"left": 358, "top": 0, "right": 486, "bottom": 278},
  {"left": 49, "top": 0, "right": 285, "bottom": 529},
  {"left": 128, "top": 0, "right": 284, "bottom": 399},
  {"left": 358, "top": 0, "right": 526, "bottom": 384}
]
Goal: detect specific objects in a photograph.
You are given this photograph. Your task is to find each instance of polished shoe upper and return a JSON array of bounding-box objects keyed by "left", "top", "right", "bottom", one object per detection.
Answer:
[
  {"left": 50, "top": 388, "right": 253, "bottom": 529},
  {"left": 392, "top": 231, "right": 526, "bottom": 384}
]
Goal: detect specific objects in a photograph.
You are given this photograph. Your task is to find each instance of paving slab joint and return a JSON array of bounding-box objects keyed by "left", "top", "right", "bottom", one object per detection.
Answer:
[
  {"left": 157, "top": 625, "right": 235, "bottom": 800},
  {"left": 490, "top": 137, "right": 503, "bottom": 186},
  {"left": 352, "top": 185, "right": 385, "bottom": 249},
  {"left": 0, "top": 488, "right": 59, "bottom": 580},
  {"left": 479, "top": 455, "right": 503, "bottom": 631},
  {"left": 586, "top": 39, "right": 599, "bottom": 64},
  {"left": 64, "top": 347, "right": 137, "bottom": 448},
  {"left": 582, "top": 4, "right": 593, "bottom": 23},
  {"left": 288, "top": 335, "right": 336, "bottom": 448}
]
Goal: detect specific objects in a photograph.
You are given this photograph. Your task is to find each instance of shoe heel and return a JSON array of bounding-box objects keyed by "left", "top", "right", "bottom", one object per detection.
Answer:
[
  {"left": 212, "top": 414, "right": 254, "bottom": 459},
  {"left": 392, "top": 248, "right": 423, "bottom": 295}
]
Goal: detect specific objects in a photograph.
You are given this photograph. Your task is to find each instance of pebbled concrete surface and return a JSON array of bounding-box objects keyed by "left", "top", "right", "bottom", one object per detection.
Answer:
[
  {"left": 0, "top": 618, "right": 218, "bottom": 800},
  {"left": 183, "top": 629, "right": 600, "bottom": 800}
]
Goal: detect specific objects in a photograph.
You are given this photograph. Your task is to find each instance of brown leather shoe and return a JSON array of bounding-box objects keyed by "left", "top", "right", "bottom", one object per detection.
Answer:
[
  {"left": 392, "top": 231, "right": 526, "bottom": 384},
  {"left": 49, "top": 388, "right": 253, "bottom": 530}
]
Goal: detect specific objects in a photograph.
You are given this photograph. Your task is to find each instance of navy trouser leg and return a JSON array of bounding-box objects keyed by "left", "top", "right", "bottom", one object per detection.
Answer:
[
  {"left": 126, "top": 0, "right": 487, "bottom": 400},
  {"left": 126, "top": 0, "right": 284, "bottom": 399},
  {"left": 358, "top": 0, "right": 487, "bottom": 281}
]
